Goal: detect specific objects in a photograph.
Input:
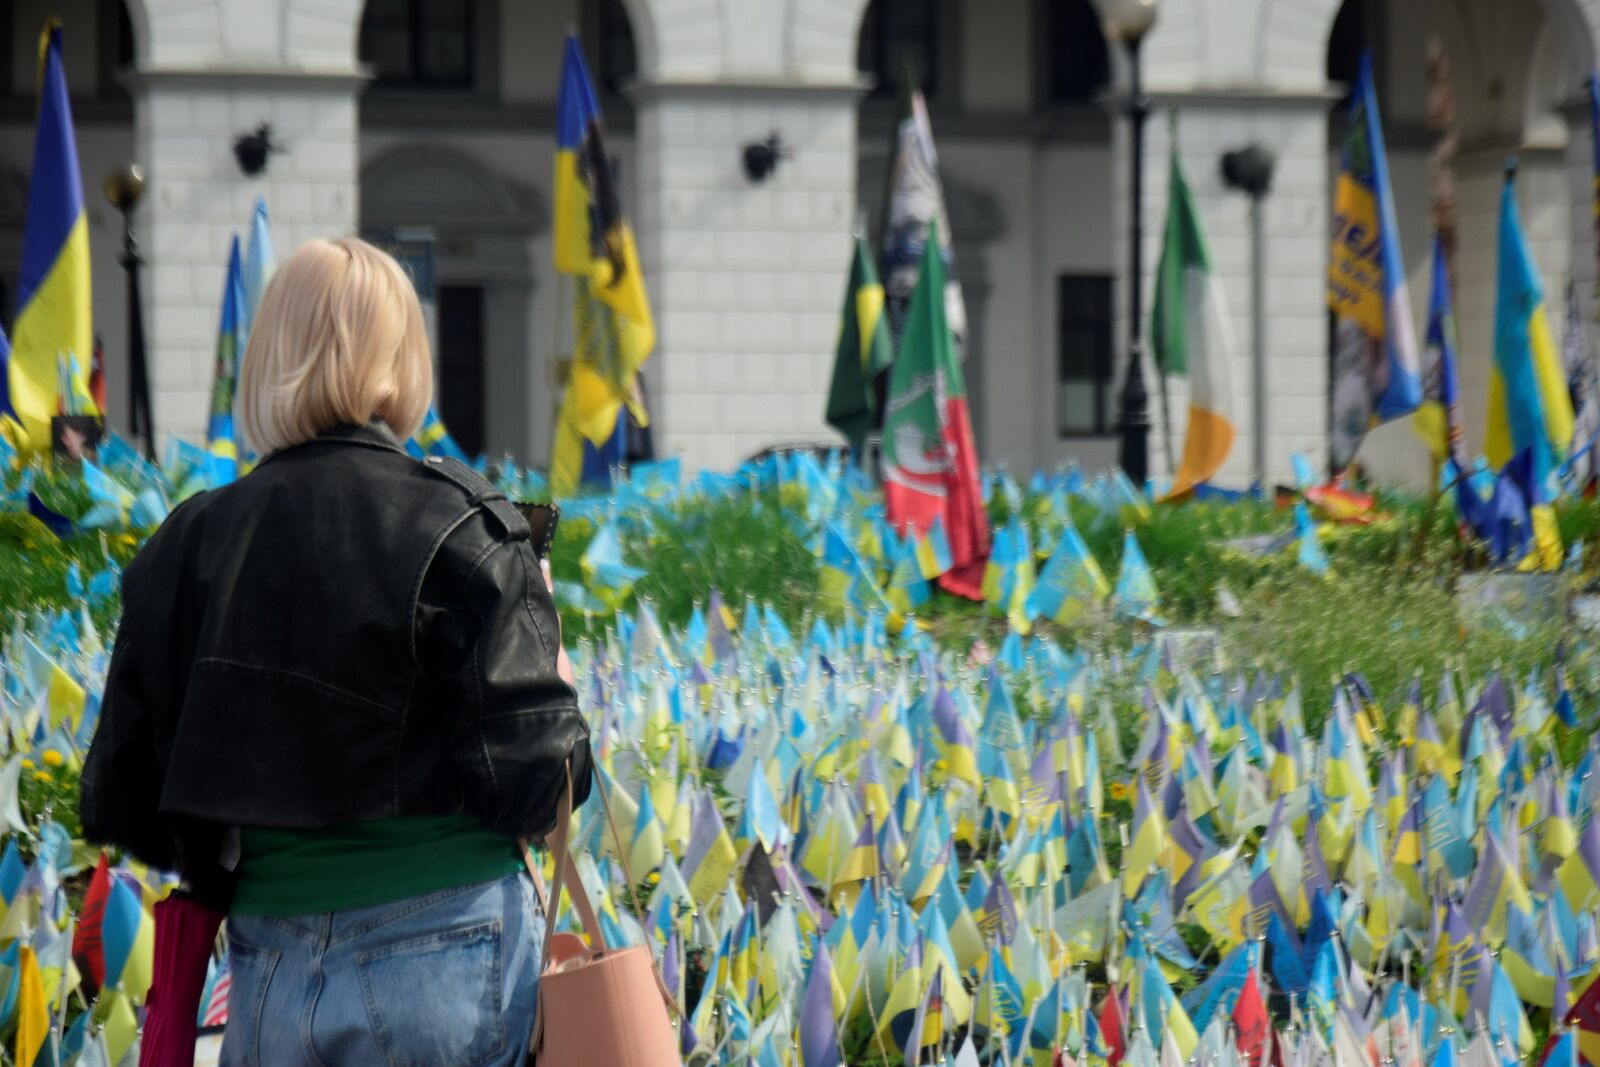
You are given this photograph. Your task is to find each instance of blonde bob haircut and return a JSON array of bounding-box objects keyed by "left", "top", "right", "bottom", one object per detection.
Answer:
[{"left": 239, "top": 237, "right": 432, "bottom": 456}]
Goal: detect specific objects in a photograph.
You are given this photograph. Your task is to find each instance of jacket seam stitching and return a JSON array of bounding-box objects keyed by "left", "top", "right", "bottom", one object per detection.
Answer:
[
  {"left": 190, "top": 658, "right": 395, "bottom": 715},
  {"left": 460, "top": 538, "right": 505, "bottom": 806},
  {"left": 514, "top": 541, "right": 553, "bottom": 656},
  {"left": 406, "top": 510, "right": 479, "bottom": 665},
  {"left": 479, "top": 703, "right": 580, "bottom": 724},
  {"left": 401, "top": 507, "right": 478, "bottom": 814}
]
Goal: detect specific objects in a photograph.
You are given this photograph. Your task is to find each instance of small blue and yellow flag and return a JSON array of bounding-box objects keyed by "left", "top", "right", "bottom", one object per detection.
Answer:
[
  {"left": 206, "top": 237, "right": 246, "bottom": 484},
  {"left": 412, "top": 405, "right": 469, "bottom": 461},
  {"left": 6, "top": 22, "right": 92, "bottom": 450}
]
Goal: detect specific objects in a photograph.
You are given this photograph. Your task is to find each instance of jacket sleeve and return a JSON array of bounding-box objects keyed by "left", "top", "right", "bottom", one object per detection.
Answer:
[
  {"left": 79, "top": 542, "right": 180, "bottom": 870},
  {"left": 418, "top": 512, "right": 592, "bottom": 839}
]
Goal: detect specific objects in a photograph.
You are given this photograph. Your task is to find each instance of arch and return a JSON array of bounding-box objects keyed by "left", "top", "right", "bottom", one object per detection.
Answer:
[
  {"left": 614, "top": 0, "right": 659, "bottom": 78},
  {"left": 287, "top": 0, "right": 365, "bottom": 69},
  {"left": 120, "top": 0, "right": 151, "bottom": 66},
  {"left": 1139, "top": 0, "right": 1207, "bottom": 88},
  {"left": 794, "top": 0, "right": 874, "bottom": 80},
  {"left": 1259, "top": 0, "right": 1346, "bottom": 91},
  {"left": 359, "top": 145, "right": 544, "bottom": 236}
]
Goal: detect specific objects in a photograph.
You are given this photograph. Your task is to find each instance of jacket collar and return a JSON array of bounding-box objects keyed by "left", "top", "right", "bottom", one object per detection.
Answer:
[
  {"left": 258, "top": 420, "right": 407, "bottom": 468},
  {"left": 314, "top": 421, "right": 407, "bottom": 454}
]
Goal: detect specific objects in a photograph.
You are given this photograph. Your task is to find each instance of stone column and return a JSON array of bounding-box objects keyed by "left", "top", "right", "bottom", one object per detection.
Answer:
[
  {"left": 622, "top": 0, "right": 871, "bottom": 474},
  {"left": 631, "top": 82, "right": 860, "bottom": 473},
  {"left": 126, "top": 0, "right": 366, "bottom": 446}
]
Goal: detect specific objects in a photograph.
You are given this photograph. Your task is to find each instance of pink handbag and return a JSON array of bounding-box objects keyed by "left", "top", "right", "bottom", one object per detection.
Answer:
[{"left": 523, "top": 765, "right": 681, "bottom": 1065}]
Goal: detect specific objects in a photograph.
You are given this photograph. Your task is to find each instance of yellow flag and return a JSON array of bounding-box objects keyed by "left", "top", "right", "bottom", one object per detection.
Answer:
[
  {"left": 48, "top": 664, "right": 85, "bottom": 728},
  {"left": 15, "top": 945, "right": 48, "bottom": 1067}
]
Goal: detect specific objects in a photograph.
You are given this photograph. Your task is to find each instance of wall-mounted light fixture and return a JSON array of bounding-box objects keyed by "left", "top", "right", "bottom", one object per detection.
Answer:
[
  {"left": 233, "top": 123, "right": 278, "bottom": 177},
  {"left": 741, "top": 133, "right": 789, "bottom": 183}
]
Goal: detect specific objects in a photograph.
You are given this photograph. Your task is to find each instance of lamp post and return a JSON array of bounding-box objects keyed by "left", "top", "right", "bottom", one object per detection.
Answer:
[
  {"left": 103, "top": 164, "right": 153, "bottom": 459},
  {"left": 1106, "top": 0, "right": 1159, "bottom": 489},
  {"left": 1221, "top": 144, "right": 1276, "bottom": 488}
]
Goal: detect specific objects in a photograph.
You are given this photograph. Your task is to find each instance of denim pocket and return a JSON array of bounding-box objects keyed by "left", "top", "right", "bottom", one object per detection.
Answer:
[
  {"left": 356, "top": 919, "right": 506, "bottom": 1067},
  {"left": 217, "top": 941, "right": 279, "bottom": 1067}
]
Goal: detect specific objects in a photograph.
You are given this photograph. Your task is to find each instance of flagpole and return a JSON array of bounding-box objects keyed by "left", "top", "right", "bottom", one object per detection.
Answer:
[{"left": 1156, "top": 369, "right": 1176, "bottom": 480}]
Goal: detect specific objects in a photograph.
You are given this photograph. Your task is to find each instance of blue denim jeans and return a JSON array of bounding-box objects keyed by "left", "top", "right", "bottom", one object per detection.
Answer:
[{"left": 220, "top": 871, "right": 543, "bottom": 1067}]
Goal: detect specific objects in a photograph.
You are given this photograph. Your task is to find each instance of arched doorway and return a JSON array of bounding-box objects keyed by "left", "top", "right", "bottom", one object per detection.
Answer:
[
  {"left": 360, "top": 145, "right": 543, "bottom": 460},
  {"left": 1323, "top": 0, "right": 1598, "bottom": 484}
]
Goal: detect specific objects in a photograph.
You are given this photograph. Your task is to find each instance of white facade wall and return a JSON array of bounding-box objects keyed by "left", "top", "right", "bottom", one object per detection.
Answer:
[
  {"left": 634, "top": 85, "right": 859, "bottom": 474},
  {"left": 0, "top": 0, "right": 1598, "bottom": 484}
]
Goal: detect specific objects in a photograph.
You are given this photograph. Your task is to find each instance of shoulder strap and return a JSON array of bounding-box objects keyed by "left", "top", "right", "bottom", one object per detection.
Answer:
[{"left": 418, "top": 455, "right": 529, "bottom": 542}]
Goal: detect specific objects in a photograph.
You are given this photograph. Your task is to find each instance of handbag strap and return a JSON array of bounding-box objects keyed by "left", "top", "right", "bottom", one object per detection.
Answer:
[
  {"left": 592, "top": 763, "right": 650, "bottom": 937},
  {"left": 525, "top": 763, "right": 681, "bottom": 1017}
]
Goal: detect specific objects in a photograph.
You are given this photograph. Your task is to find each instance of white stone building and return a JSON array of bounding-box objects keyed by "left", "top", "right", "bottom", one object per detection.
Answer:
[{"left": 0, "top": 0, "right": 1595, "bottom": 487}]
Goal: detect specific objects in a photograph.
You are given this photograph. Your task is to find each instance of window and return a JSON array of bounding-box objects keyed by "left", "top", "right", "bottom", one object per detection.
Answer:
[
  {"left": 858, "top": 0, "right": 939, "bottom": 99},
  {"left": 1326, "top": 0, "right": 1368, "bottom": 100},
  {"left": 98, "top": 0, "right": 136, "bottom": 98},
  {"left": 359, "top": 0, "right": 474, "bottom": 88},
  {"left": 596, "top": 0, "right": 636, "bottom": 95},
  {"left": 1044, "top": 0, "right": 1110, "bottom": 104},
  {"left": 437, "top": 285, "right": 486, "bottom": 457},
  {"left": 1057, "top": 275, "right": 1114, "bottom": 436}
]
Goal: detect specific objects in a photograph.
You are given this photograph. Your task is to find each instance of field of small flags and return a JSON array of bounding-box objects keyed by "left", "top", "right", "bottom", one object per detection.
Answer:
[{"left": 5, "top": 437, "right": 1600, "bottom": 1065}]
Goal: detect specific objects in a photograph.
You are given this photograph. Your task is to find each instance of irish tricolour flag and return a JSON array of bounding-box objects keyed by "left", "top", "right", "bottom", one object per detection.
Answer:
[{"left": 1152, "top": 149, "right": 1238, "bottom": 497}]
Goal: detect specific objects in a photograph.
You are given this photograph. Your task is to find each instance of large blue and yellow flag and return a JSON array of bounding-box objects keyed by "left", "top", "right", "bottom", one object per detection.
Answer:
[
  {"left": 1328, "top": 52, "right": 1420, "bottom": 470},
  {"left": 1486, "top": 165, "right": 1575, "bottom": 501},
  {"left": 550, "top": 33, "right": 655, "bottom": 496},
  {"left": 206, "top": 238, "right": 246, "bottom": 484},
  {"left": 1413, "top": 236, "right": 1469, "bottom": 476},
  {"left": 5, "top": 22, "right": 92, "bottom": 450}
]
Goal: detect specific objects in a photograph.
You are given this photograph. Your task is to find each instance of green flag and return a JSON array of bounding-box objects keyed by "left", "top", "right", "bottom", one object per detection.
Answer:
[
  {"left": 825, "top": 236, "right": 895, "bottom": 460},
  {"left": 883, "top": 222, "right": 990, "bottom": 600}
]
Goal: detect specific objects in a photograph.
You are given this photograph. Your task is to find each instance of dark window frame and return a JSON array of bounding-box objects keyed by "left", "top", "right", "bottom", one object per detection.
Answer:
[
  {"left": 1057, "top": 273, "right": 1115, "bottom": 437},
  {"left": 595, "top": 0, "right": 636, "bottom": 97},
  {"left": 359, "top": 0, "right": 477, "bottom": 90},
  {"left": 1037, "top": 0, "right": 1111, "bottom": 107},
  {"left": 858, "top": 0, "right": 943, "bottom": 101}
]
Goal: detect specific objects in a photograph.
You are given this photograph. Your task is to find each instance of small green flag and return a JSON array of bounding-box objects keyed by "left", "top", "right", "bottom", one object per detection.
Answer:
[{"left": 825, "top": 236, "right": 895, "bottom": 461}]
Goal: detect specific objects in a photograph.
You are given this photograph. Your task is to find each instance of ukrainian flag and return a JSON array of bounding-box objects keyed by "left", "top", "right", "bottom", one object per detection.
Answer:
[
  {"left": 6, "top": 22, "right": 92, "bottom": 451},
  {"left": 1487, "top": 163, "right": 1575, "bottom": 500},
  {"left": 550, "top": 33, "right": 654, "bottom": 496},
  {"left": 412, "top": 405, "right": 468, "bottom": 461},
  {"left": 1327, "top": 52, "right": 1421, "bottom": 469},
  {"left": 206, "top": 238, "right": 246, "bottom": 484}
]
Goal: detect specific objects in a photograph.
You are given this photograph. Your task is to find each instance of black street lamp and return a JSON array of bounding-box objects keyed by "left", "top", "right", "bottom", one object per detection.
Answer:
[
  {"left": 1106, "top": 0, "right": 1159, "bottom": 489},
  {"left": 103, "top": 164, "right": 154, "bottom": 459}
]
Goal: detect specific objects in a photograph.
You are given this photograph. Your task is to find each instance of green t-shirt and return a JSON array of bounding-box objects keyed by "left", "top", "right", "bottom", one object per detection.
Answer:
[{"left": 231, "top": 815, "right": 524, "bottom": 917}]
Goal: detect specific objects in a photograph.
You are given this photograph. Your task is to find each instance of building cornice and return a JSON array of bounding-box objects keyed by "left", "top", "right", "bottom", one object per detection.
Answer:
[
  {"left": 122, "top": 64, "right": 372, "bottom": 94},
  {"left": 624, "top": 74, "right": 873, "bottom": 104},
  {"left": 1139, "top": 84, "right": 1346, "bottom": 108}
]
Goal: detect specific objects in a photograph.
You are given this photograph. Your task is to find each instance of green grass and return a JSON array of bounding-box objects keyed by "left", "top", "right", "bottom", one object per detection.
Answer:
[
  {"left": 9, "top": 472, "right": 1594, "bottom": 723},
  {"left": 547, "top": 488, "right": 822, "bottom": 642}
]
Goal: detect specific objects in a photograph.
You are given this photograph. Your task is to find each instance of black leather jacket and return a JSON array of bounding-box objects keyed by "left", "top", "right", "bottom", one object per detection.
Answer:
[{"left": 80, "top": 422, "right": 591, "bottom": 906}]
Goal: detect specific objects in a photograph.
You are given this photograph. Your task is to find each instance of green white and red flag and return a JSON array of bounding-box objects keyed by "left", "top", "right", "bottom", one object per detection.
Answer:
[{"left": 882, "top": 221, "right": 990, "bottom": 599}]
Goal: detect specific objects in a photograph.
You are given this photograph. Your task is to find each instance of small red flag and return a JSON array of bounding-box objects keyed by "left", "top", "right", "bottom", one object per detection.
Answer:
[
  {"left": 1100, "top": 990, "right": 1126, "bottom": 1067},
  {"left": 71, "top": 853, "right": 111, "bottom": 996},
  {"left": 1233, "top": 968, "right": 1269, "bottom": 1067},
  {"left": 1562, "top": 969, "right": 1600, "bottom": 1065}
]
